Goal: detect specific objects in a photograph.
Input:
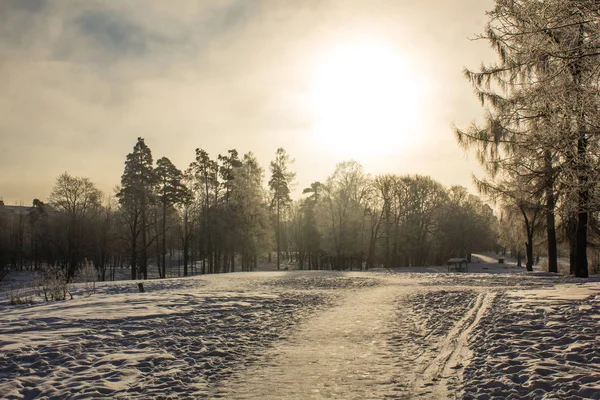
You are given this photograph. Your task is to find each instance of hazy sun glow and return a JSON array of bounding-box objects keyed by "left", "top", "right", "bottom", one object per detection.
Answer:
[{"left": 309, "top": 40, "right": 426, "bottom": 157}]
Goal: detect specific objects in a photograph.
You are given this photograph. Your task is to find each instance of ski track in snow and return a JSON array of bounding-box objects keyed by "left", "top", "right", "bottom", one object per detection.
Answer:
[
  {"left": 1, "top": 270, "right": 599, "bottom": 399},
  {"left": 460, "top": 289, "right": 600, "bottom": 399}
]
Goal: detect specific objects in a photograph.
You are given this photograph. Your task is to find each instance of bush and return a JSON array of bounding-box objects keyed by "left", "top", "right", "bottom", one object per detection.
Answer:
[
  {"left": 39, "top": 265, "right": 72, "bottom": 302},
  {"left": 5, "top": 284, "right": 34, "bottom": 305},
  {"left": 75, "top": 259, "right": 97, "bottom": 296}
]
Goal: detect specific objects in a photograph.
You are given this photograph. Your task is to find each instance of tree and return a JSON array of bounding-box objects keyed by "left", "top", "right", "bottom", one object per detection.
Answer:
[
  {"left": 320, "top": 161, "right": 370, "bottom": 270},
  {"left": 269, "top": 148, "right": 295, "bottom": 270},
  {"left": 117, "top": 137, "right": 157, "bottom": 280},
  {"left": 438, "top": 186, "right": 497, "bottom": 263},
  {"left": 188, "top": 148, "right": 220, "bottom": 274},
  {"left": 219, "top": 149, "right": 243, "bottom": 272},
  {"left": 231, "top": 153, "right": 271, "bottom": 271},
  {"left": 28, "top": 199, "right": 48, "bottom": 270},
  {"left": 498, "top": 207, "right": 527, "bottom": 266},
  {"left": 456, "top": 0, "right": 600, "bottom": 277},
  {"left": 299, "top": 182, "right": 324, "bottom": 269},
  {"left": 91, "top": 195, "right": 119, "bottom": 281},
  {"left": 48, "top": 172, "right": 102, "bottom": 279},
  {"left": 155, "top": 157, "right": 186, "bottom": 278}
]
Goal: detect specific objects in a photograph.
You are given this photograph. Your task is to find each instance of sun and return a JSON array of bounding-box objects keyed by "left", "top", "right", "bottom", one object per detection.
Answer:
[{"left": 308, "top": 40, "right": 426, "bottom": 157}]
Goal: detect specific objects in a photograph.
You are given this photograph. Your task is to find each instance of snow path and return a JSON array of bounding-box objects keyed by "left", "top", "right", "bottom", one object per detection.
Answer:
[
  {"left": 217, "top": 283, "right": 413, "bottom": 399},
  {"left": 217, "top": 281, "right": 496, "bottom": 399}
]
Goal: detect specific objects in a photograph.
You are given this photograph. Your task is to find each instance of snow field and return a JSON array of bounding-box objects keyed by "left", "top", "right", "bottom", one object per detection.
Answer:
[{"left": 0, "top": 270, "right": 599, "bottom": 399}]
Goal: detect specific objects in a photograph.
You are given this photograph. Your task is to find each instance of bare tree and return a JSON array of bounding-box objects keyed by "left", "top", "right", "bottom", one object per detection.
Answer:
[{"left": 49, "top": 172, "right": 101, "bottom": 279}]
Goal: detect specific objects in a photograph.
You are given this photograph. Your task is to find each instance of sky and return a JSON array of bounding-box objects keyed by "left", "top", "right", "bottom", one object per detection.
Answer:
[{"left": 0, "top": 0, "right": 496, "bottom": 204}]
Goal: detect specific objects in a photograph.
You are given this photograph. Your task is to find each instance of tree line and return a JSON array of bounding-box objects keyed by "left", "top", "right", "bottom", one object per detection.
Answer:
[
  {"left": 0, "top": 138, "right": 497, "bottom": 281},
  {"left": 456, "top": 0, "right": 600, "bottom": 277}
]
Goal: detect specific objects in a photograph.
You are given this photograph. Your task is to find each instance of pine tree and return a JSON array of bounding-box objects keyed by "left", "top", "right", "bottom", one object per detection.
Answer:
[
  {"left": 155, "top": 157, "right": 185, "bottom": 278},
  {"left": 117, "top": 137, "right": 156, "bottom": 280},
  {"left": 189, "top": 148, "right": 220, "bottom": 274},
  {"left": 218, "top": 149, "right": 243, "bottom": 272},
  {"left": 269, "top": 148, "right": 295, "bottom": 270},
  {"left": 301, "top": 182, "right": 323, "bottom": 269}
]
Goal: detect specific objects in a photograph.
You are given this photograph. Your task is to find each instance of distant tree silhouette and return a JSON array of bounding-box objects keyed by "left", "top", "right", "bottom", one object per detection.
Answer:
[
  {"left": 218, "top": 150, "right": 243, "bottom": 272},
  {"left": 117, "top": 137, "right": 157, "bottom": 280},
  {"left": 49, "top": 172, "right": 102, "bottom": 280},
  {"left": 188, "top": 148, "right": 219, "bottom": 274},
  {"left": 269, "top": 148, "right": 295, "bottom": 270},
  {"left": 232, "top": 153, "right": 271, "bottom": 271},
  {"left": 155, "top": 157, "right": 186, "bottom": 278},
  {"left": 7, "top": 147, "right": 503, "bottom": 279}
]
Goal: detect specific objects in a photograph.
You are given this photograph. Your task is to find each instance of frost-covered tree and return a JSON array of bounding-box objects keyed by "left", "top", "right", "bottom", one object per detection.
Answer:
[
  {"left": 456, "top": 0, "right": 600, "bottom": 277},
  {"left": 188, "top": 148, "right": 220, "bottom": 274},
  {"left": 231, "top": 153, "right": 271, "bottom": 271},
  {"left": 269, "top": 148, "right": 295, "bottom": 270},
  {"left": 319, "top": 161, "right": 371, "bottom": 270},
  {"left": 218, "top": 150, "right": 243, "bottom": 272}
]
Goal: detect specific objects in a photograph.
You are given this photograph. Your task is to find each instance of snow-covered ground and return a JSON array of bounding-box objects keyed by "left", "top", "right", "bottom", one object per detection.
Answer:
[{"left": 1, "top": 260, "right": 599, "bottom": 399}]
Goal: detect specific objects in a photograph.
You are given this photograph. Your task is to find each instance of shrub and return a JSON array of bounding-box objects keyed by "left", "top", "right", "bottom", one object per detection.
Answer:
[
  {"left": 5, "top": 284, "right": 34, "bottom": 305},
  {"left": 39, "top": 265, "right": 72, "bottom": 302},
  {"left": 75, "top": 259, "right": 97, "bottom": 296}
]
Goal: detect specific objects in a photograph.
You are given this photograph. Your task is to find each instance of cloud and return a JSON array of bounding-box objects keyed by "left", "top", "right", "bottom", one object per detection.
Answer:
[
  {"left": 0, "top": 0, "right": 495, "bottom": 203},
  {"left": 69, "top": 10, "right": 149, "bottom": 59}
]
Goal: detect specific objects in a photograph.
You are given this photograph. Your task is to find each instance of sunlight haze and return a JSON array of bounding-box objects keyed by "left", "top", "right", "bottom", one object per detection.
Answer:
[
  {"left": 308, "top": 38, "right": 428, "bottom": 156},
  {"left": 3, "top": 2, "right": 600, "bottom": 397},
  {"left": 0, "top": 0, "right": 495, "bottom": 203}
]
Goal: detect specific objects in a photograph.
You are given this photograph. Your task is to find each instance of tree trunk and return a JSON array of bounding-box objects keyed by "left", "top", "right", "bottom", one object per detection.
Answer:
[
  {"left": 544, "top": 151, "right": 558, "bottom": 273},
  {"left": 155, "top": 218, "right": 162, "bottom": 278},
  {"left": 575, "top": 132, "right": 589, "bottom": 278},
  {"left": 141, "top": 207, "right": 148, "bottom": 280},
  {"left": 183, "top": 216, "right": 189, "bottom": 277},
  {"left": 546, "top": 208, "right": 558, "bottom": 274},
  {"left": 183, "top": 244, "right": 189, "bottom": 277},
  {"left": 525, "top": 241, "right": 533, "bottom": 272},
  {"left": 276, "top": 200, "right": 281, "bottom": 270},
  {"left": 572, "top": 21, "right": 588, "bottom": 279},
  {"left": 162, "top": 201, "right": 167, "bottom": 278},
  {"left": 575, "top": 210, "right": 589, "bottom": 278},
  {"left": 131, "top": 239, "right": 137, "bottom": 280}
]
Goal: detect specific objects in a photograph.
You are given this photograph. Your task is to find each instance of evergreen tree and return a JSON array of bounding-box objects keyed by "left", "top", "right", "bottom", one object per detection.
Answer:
[
  {"left": 218, "top": 149, "right": 243, "bottom": 271},
  {"left": 117, "top": 137, "right": 156, "bottom": 280},
  {"left": 269, "top": 148, "right": 295, "bottom": 270},
  {"left": 155, "top": 157, "right": 185, "bottom": 278},
  {"left": 189, "top": 148, "right": 220, "bottom": 274},
  {"left": 301, "top": 182, "right": 323, "bottom": 269}
]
